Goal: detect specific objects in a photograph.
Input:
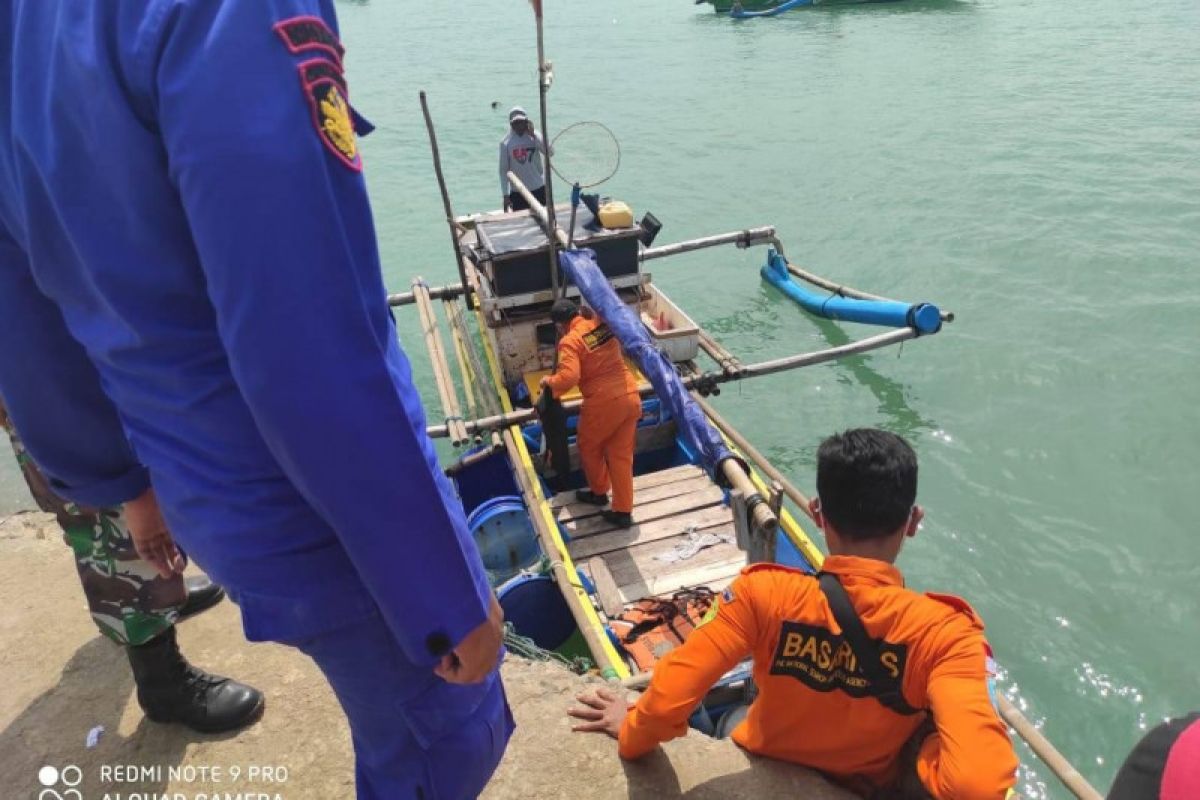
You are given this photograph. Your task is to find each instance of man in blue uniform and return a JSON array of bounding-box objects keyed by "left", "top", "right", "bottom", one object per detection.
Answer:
[{"left": 0, "top": 2, "right": 511, "bottom": 798}]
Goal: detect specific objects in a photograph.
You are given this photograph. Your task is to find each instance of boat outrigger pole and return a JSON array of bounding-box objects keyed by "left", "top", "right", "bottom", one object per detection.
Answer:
[
  {"left": 425, "top": 320, "right": 920, "bottom": 440},
  {"left": 419, "top": 91, "right": 472, "bottom": 308}
]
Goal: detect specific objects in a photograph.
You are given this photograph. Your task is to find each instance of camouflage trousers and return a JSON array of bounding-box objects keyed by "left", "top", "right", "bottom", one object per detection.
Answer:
[{"left": 2, "top": 410, "right": 185, "bottom": 647}]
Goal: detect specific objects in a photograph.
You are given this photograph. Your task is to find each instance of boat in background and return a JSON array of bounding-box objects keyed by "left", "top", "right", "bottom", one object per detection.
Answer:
[{"left": 699, "top": 0, "right": 907, "bottom": 14}]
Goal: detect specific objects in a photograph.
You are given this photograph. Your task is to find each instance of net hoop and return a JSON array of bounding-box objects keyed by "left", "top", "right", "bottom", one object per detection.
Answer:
[{"left": 550, "top": 121, "right": 621, "bottom": 189}]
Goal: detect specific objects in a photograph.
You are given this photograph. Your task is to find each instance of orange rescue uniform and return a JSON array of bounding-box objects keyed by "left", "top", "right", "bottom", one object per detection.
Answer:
[
  {"left": 619, "top": 556, "right": 1019, "bottom": 799},
  {"left": 545, "top": 315, "right": 641, "bottom": 513}
]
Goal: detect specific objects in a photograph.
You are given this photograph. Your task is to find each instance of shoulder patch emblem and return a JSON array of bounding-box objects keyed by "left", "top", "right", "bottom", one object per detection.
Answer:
[
  {"left": 581, "top": 324, "right": 615, "bottom": 352},
  {"left": 274, "top": 15, "right": 345, "bottom": 65},
  {"left": 297, "top": 59, "right": 361, "bottom": 172}
]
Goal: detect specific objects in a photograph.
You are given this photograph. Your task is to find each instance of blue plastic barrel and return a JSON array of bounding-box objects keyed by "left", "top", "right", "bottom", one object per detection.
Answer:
[
  {"left": 465, "top": 496, "right": 541, "bottom": 585},
  {"left": 496, "top": 573, "right": 576, "bottom": 651}
]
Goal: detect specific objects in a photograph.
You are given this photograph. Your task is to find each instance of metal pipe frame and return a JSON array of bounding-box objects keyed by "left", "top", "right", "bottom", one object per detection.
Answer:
[{"left": 639, "top": 226, "right": 777, "bottom": 262}]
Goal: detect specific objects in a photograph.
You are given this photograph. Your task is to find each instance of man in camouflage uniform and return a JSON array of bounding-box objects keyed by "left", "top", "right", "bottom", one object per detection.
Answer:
[{"left": 1, "top": 402, "right": 263, "bottom": 733}]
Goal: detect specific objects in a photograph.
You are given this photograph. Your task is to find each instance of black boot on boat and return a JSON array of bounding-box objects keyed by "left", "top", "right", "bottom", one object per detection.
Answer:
[
  {"left": 601, "top": 510, "right": 634, "bottom": 529},
  {"left": 575, "top": 489, "right": 608, "bottom": 506},
  {"left": 126, "top": 627, "right": 264, "bottom": 733}
]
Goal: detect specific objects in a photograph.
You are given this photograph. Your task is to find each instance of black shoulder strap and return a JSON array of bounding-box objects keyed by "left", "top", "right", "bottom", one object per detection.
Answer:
[{"left": 818, "top": 572, "right": 920, "bottom": 716}]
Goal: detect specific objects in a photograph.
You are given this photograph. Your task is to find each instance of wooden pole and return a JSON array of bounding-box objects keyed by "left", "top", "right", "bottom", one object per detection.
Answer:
[
  {"left": 997, "top": 695, "right": 1104, "bottom": 800},
  {"left": 443, "top": 297, "right": 479, "bottom": 422},
  {"left": 425, "top": 325, "right": 925, "bottom": 440},
  {"left": 529, "top": 0, "right": 560, "bottom": 298},
  {"left": 388, "top": 283, "right": 467, "bottom": 308},
  {"left": 698, "top": 328, "right": 743, "bottom": 377},
  {"left": 692, "top": 393, "right": 815, "bottom": 522},
  {"left": 419, "top": 92, "right": 472, "bottom": 307},
  {"left": 501, "top": 426, "right": 622, "bottom": 678},
  {"left": 639, "top": 227, "right": 777, "bottom": 262},
  {"left": 412, "top": 279, "right": 468, "bottom": 446}
]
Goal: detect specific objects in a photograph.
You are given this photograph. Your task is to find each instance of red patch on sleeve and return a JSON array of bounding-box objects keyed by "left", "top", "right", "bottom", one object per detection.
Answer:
[{"left": 274, "top": 15, "right": 345, "bottom": 65}]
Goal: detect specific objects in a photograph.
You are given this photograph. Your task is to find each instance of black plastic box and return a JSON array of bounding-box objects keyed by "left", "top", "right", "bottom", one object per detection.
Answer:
[{"left": 474, "top": 207, "right": 640, "bottom": 297}]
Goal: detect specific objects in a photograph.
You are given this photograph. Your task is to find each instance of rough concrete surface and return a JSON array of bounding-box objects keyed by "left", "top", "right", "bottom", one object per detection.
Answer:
[{"left": 0, "top": 512, "right": 852, "bottom": 799}]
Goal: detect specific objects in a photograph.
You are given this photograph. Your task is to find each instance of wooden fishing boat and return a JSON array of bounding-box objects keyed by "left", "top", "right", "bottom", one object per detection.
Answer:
[
  {"left": 390, "top": 140, "right": 948, "bottom": 697},
  {"left": 393, "top": 3, "right": 1103, "bottom": 788}
]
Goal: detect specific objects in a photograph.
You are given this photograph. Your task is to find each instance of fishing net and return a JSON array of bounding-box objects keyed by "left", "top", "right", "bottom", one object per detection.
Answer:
[{"left": 550, "top": 121, "right": 621, "bottom": 189}]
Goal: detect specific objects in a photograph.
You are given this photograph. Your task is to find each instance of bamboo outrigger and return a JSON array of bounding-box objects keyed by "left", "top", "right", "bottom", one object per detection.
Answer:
[{"left": 394, "top": 7, "right": 1101, "bottom": 796}]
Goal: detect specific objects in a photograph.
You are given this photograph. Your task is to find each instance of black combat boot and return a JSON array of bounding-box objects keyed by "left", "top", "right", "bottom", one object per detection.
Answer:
[
  {"left": 601, "top": 510, "right": 634, "bottom": 529},
  {"left": 126, "top": 627, "right": 264, "bottom": 733},
  {"left": 575, "top": 489, "right": 608, "bottom": 506},
  {"left": 177, "top": 575, "right": 226, "bottom": 621}
]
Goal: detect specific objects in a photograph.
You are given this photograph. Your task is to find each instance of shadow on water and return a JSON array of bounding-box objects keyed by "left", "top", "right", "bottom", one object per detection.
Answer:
[
  {"left": 704, "top": 289, "right": 936, "bottom": 442},
  {"left": 804, "top": 311, "right": 937, "bottom": 441}
]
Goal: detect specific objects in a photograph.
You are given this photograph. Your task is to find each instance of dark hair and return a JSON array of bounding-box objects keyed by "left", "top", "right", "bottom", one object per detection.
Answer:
[
  {"left": 816, "top": 429, "right": 917, "bottom": 540},
  {"left": 550, "top": 298, "right": 580, "bottom": 324}
]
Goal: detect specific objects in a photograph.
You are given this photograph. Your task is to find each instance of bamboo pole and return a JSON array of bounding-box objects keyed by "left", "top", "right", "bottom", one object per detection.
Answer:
[
  {"left": 697, "top": 329, "right": 743, "bottom": 378},
  {"left": 692, "top": 394, "right": 814, "bottom": 520},
  {"left": 443, "top": 298, "right": 479, "bottom": 421},
  {"left": 412, "top": 279, "right": 468, "bottom": 446},
  {"left": 997, "top": 695, "right": 1104, "bottom": 800},
  {"left": 388, "top": 283, "right": 466, "bottom": 308},
  {"left": 639, "top": 227, "right": 777, "bottom": 262},
  {"left": 528, "top": 0, "right": 560, "bottom": 298},
  {"left": 737, "top": 327, "right": 919, "bottom": 379},
  {"left": 426, "top": 325, "right": 925, "bottom": 440},
  {"left": 419, "top": 92, "right": 472, "bottom": 307},
  {"left": 501, "top": 426, "right": 621, "bottom": 678}
]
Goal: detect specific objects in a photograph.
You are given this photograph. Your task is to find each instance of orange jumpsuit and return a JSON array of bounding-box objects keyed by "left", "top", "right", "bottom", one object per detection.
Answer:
[
  {"left": 545, "top": 316, "right": 641, "bottom": 513},
  {"left": 619, "top": 556, "right": 1019, "bottom": 799}
]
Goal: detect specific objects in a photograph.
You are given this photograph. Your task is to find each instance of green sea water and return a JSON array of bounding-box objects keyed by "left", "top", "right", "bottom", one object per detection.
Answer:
[{"left": 2, "top": 0, "right": 1196, "bottom": 795}]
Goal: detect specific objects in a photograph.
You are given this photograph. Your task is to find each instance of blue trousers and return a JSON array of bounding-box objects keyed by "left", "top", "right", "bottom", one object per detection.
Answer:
[{"left": 295, "top": 613, "right": 514, "bottom": 800}]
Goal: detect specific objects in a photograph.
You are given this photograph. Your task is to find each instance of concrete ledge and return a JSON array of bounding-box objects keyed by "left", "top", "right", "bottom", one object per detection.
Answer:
[{"left": 0, "top": 512, "right": 851, "bottom": 799}]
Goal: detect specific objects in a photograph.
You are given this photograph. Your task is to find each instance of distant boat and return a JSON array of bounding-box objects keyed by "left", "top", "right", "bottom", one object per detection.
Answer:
[
  {"left": 698, "top": 0, "right": 905, "bottom": 12},
  {"left": 697, "top": 0, "right": 777, "bottom": 11}
]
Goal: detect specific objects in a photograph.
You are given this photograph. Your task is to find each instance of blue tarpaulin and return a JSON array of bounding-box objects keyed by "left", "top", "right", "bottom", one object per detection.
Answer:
[{"left": 558, "top": 249, "right": 741, "bottom": 486}]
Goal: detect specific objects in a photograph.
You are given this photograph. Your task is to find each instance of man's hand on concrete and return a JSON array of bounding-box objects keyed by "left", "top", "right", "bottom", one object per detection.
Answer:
[
  {"left": 568, "top": 687, "right": 631, "bottom": 739},
  {"left": 436, "top": 594, "right": 504, "bottom": 684},
  {"left": 124, "top": 487, "right": 186, "bottom": 579}
]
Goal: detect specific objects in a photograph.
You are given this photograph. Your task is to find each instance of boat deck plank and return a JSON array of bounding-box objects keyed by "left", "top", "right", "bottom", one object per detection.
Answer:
[
  {"left": 560, "top": 487, "right": 725, "bottom": 540},
  {"left": 553, "top": 474, "right": 714, "bottom": 524},
  {"left": 549, "top": 464, "right": 705, "bottom": 509},
  {"left": 552, "top": 465, "right": 747, "bottom": 614}
]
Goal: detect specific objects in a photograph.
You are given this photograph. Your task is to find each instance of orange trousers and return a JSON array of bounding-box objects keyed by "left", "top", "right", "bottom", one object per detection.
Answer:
[{"left": 577, "top": 393, "right": 642, "bottom": 513}]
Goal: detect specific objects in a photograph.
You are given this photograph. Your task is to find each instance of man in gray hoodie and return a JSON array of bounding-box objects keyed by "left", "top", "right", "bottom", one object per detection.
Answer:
[{"left": 500, "top": 106, "right": 550, "bottom": 211}]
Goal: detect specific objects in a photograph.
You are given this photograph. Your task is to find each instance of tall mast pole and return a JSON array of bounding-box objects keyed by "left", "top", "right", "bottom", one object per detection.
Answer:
[{"left": 530, "top": 0, "right": 561, "bottom": 298}]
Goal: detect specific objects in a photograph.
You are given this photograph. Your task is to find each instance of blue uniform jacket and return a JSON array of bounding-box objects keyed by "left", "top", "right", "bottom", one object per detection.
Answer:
[{"left": 0, "top": 0, "right": 492, "bottom": 665}]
